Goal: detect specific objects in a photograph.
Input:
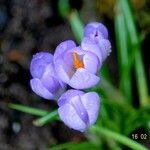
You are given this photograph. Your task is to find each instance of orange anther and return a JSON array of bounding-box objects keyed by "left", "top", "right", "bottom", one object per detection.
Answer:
[{"left": 73, "top": 52, "right": 84, "bottom": 69}]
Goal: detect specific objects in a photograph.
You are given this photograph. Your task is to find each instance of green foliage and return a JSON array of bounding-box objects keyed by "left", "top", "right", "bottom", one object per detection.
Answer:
[
  {"left": 91, "top": 126, "right": 147, "bottom": 150},
  {"left": 8, "top": 103, "right": 48, "bottom": 116},
  {"left": 115, "top": 2, "right": 132, "bottom": 102},
  {"left": 119, "top": 0, "right": 149, "bottom": 106},
  {"left": 8, "top": 103, "right": 58, "bottom": 125},
  {"left": 33, "top": 110, "right": 59, "bottom": 126},
  {"left": 68, "top": 10, "right": 84, "bottom": 43},
  {"left": 49, "top": 142, "right": 99, "bottom": 150}
]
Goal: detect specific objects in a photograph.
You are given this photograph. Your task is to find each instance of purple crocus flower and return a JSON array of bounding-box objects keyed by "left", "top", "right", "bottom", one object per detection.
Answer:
[
  {"left": 58, "top": 89, "right": 100, "bottom": 132},
  {"left": 54, "top": 40, "right": 100, "bottom": 89},
  {"left": 84, "top": 22, "right": 108, "bottom": 40},
  {"left": 30, "top": 52, "right": 64, "bottom": 100},
  {"left": 82, "top": 22, "right": 111, "bottom": 62}
]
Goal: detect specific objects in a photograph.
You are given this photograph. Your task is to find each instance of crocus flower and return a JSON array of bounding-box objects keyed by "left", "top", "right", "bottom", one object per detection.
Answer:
[
  {"left": 82, "top": 22, "right": 111, "bottom": 62},
  {"left": 30, "top": 52, "right": 64, "bottom": 100},
  {"left": 84, "top": 22, "right": 108, "bottom": 41},
  {"left": 58, "top": 89, "right": 100, "bottom": 132},
  {"left": 54, "top": 40, "right": 100, "bottom": 89}
]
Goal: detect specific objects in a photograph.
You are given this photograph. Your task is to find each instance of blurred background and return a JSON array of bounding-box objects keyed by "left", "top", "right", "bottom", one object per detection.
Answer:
[{"left": 0, "top": 0, "right": 150, "bottom": 149}]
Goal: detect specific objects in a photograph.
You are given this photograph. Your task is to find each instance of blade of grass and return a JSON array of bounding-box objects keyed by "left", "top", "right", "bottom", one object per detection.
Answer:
[
  {"left": 58, "top": 0, "right": 83, "bottom": 43},
  {"left": 100, "top": 64, "right": 112, "bottom": 82},
  {"left": 58, "top": 0, "right": 70, "bottom": 18},
  {"left": 68, "top": 10, "right": 84, "bottom": 43},
  {"left": 125, "top": 106, "right": 150, "bottom": 135},
  {"left": 94, "top": 77, "right": 125, "bottom": 102},
  {"left": 49, "top": 142, "right": 99, "bottom": 150},
  {"left": 91, "top": 125, "right": 148, "bottom": 150},
  {"left": 8, "top": 103, "right": 48, "bottom": 117},
  {"left": 100, "top": 97, "right": 136, "bottom": 134},
  {"left": 49, "top": 142, "right": 76, "bottom": 150},
  {"left": 119, "top": 0, "right": 149, "bottom": 106},
  {"left": 9, "top": 103, "right": 58, "bottom": 126},
  {"left": 33, "top": 110, "right": 58, "bottom": 126},
  {"left": 115, "top": 2, "right": 132, "bottom": 102}
]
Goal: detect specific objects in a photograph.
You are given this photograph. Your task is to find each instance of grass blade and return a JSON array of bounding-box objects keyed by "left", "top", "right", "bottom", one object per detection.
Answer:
[
  {"left": 91, "top": 125, "right": 148, "bottom": 150},
  {"left": 49, "top": 142, "right": 99, "bottom": 150},
  {"left": 119, "top": 0, "right": 149, "bottom": 106},
  {"left": 33, "top": 110, "right": 58, "bottom": 126},
  {"left": 58, "top": 0, "right": 70, "bottom": 18},
  {"left": 8, "top": 103, "right": 48, "bottom": 117},
  {"left": 68, "top": 10, "right": 84, "bottom": 43},
  {"left": 115, "top": 1, "right": 132, "bottom": 102}
]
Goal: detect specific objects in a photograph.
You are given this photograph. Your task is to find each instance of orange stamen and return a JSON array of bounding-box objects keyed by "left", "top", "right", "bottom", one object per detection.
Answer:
[{"left": 73, "top": 52, "right": 84, "bottom": 69}]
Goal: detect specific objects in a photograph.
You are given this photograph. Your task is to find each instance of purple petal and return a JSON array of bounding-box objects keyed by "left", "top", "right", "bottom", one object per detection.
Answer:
[
  {"left": 81, "top": 92, "right": 100, "bottom": 125},
  {"left": 30, "top": 78, "right": 54, "bottom": 100},
  {"left": 70, "top": 95, "right": 89, "bottom": 124},
  {"left": 69, "top": 68, "right": 100, "bottom": 89},
  {"left": 84, "top": 22, "right": 108, "bottom": 39},
  {"left": 41, "top": 64, "right": 61, "bottom": 93},
  {"left": 83, "top": 51, "right": 100, "bottom": 74},
  {"left": 97, "top": 23, "right": 108, "bottom": 39},
  {"left": 30, "top": 52, "right": 53, "bottom": 78},
  {"left": 81, "top": 37, "right": 103, "bottom": 65},
  {"left": 98, "top": 39, "right": 111, "bottom": 61},
  {"left": 54, "top": 58, "right": 74, "bottom": 84},
  {"left": 54, "top": 40, "right": 76, "bottom": 61},
  {"left": 63, "top": 50, "right": 74, "bottom": 69},
  {"left": 58, "top": 103, "right": 86, "bottom": 132},
  {"left": 58, "top": 89, "right": 84, "bottom": 106}
]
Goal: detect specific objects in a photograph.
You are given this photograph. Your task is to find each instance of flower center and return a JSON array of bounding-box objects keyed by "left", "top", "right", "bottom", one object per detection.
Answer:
[
  {"left": 95, "top": 31, "right": 98, "bottom": 37},
  {"left": 73, "top": 52, "right": 84, "bottom": 69}
]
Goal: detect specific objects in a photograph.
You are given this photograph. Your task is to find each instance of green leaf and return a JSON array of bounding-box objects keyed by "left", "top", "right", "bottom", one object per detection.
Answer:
[
  {"left": 119, "top": 0, "right": 149, "bottom": 106},
  {"left": 58, "top": 0, "right": 84, "bottom": 43},
  {"left": 99, "top": 97, "right": 136, "bottom": 134},
  {"left": 58, "top": 0, "right": 70, "bottom": 18},
  {"left": 8, "top": 103, "right": 48, "bottom": 117},
  {"left": 68, "top": 10, "right": 84, "bottom": 43},
  {"left": 94, "top": 77, "right": 125, "bottom": 102},
  {"left": 91, "top": 125, "right": 148, "bottom": 150},
  {"left": 33, "top": 110, "right": 59, "bottom": 126},
  {"left": 115, "top": 1, "right": 132, "bottom": 102},
  {"left": 125, "top": 106, "right": 150, "bottom": 135},
  {"left": 100, "top": 64, "right": 112, "bottom": 82},
  {"left": 49, "top": 142, "right": 99, "bottom": 150},
  {"left": 8, "top": 103, "right": 59, "bottom": 127}
]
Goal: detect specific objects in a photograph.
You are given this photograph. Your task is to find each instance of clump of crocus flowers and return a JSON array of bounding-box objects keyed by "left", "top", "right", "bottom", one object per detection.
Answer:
[{"left": 30, "top": 22, "right": 111, "bottom": 132}]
